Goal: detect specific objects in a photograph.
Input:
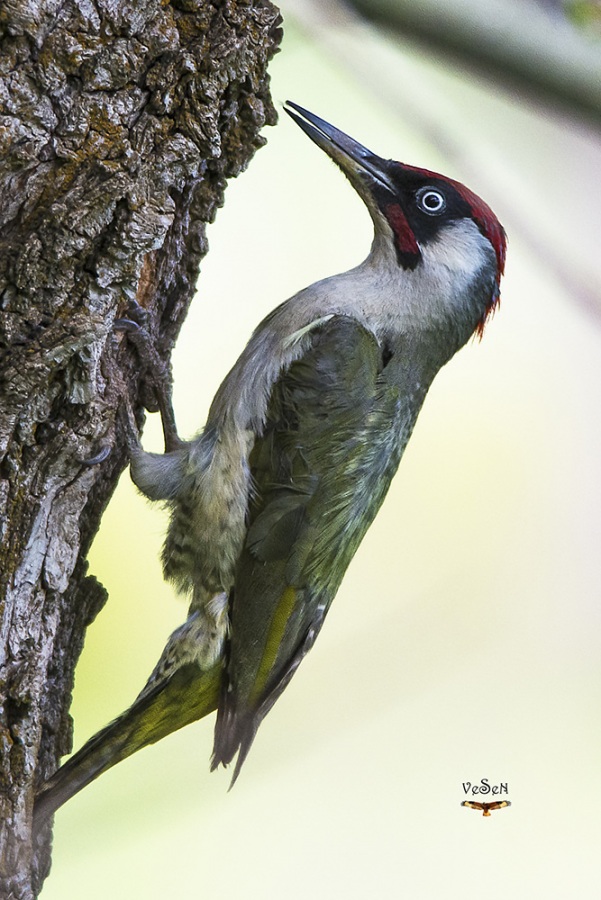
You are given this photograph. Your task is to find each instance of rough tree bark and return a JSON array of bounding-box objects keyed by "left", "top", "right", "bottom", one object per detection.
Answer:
[{"left": 0, "top": 1, "right": 282, "bottom": 896}]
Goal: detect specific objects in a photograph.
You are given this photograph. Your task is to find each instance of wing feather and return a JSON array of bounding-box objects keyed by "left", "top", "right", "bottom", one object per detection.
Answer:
[{"left": 212, "top": 316, "right": 408, "bottom": 777}]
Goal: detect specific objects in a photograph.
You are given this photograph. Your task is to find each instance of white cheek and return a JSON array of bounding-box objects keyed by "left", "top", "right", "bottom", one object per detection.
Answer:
[{"left": 421, "top": 219, "right": 491, "bottom": 281}]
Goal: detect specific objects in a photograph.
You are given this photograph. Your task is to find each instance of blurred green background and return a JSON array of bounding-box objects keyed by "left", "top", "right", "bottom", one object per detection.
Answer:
[{"left": 42, "top": 1, "right": 601, "bottom": 897}]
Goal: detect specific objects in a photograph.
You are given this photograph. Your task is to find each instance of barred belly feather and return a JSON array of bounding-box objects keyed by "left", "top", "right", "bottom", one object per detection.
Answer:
[{"left": 162, "top": 425, "right": 255, "bottom": 609}]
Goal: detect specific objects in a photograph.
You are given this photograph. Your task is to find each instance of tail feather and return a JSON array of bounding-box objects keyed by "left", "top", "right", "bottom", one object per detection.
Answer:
[
  {"left": 34, "top": 662, "right": 221, "bottom": 828},
  {"left": 211, "top": 619, "right": 323, "bottom": 785},
  {"left": 210, "top": 700, "right": 260, "bottom": 788}
]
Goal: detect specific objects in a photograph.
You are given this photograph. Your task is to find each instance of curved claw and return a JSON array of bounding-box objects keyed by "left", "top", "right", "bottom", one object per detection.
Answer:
[
  {"left": 82, "top": 444, "right": 112, "bottom": 466},
  {"left": 115, "top": 298, "right": 150, "bottom": 333},
  {"left": 114, "top": 317, "right": 142, "bottom": 333}
]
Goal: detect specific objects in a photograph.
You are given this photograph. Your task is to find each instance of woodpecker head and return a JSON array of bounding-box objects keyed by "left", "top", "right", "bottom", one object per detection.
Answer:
[{"left": 284, "top": 101, "right": 506, "bottom": 338}]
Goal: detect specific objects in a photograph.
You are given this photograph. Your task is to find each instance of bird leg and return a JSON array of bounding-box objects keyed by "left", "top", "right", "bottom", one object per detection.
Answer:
[{"left": 114, "top": 300, "right": 183, "bottom": 454}]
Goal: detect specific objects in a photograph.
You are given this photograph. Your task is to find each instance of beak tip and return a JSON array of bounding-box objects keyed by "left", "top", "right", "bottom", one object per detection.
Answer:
[
  {"left": 282, "top": 100, "right": 306, "bottom": 126},
  {"left": 282, "top": 102, "right": 387, "bottom": 192}
]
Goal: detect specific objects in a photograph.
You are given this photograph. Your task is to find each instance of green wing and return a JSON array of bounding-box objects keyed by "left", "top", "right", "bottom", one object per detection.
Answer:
[{"left": 213, "top": 315, "right": 411, "bottom": 779}]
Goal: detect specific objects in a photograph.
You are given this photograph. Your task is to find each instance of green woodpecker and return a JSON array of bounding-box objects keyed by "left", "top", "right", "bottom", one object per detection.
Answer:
[{"left": 35, "top": 102, "right": 506, "bottom": 824}]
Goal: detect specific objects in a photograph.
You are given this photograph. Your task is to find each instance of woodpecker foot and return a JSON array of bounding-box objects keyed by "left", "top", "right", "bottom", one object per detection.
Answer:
[
  {"left": 115, "top": 301, "right": 183, "bottom": 453},
  {"left": 114, "top": 298, "right": 150, "bottom": 336},
  {"left": 119, "top": 391, "right": 145, "bottom": 456}
]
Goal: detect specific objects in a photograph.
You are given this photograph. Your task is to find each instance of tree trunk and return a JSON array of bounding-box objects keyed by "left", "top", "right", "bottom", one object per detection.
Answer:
[{"left": 0, "top": 1, "right": 281, "bottom": 895}]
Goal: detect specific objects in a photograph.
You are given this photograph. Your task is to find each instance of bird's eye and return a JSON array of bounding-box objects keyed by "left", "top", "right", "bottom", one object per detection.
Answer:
[{"left": 416, "top": 187, "right": 446, "bottom": 216}]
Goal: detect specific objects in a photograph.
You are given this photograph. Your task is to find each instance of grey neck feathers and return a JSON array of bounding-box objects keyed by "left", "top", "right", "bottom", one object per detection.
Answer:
[{"left": 206, "top": 217, "right": 496, "bottom": 438}]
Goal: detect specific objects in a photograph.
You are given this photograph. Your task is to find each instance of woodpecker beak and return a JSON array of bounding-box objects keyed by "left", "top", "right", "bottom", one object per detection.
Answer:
[{"left": 284, "top": 101, "right": 394, "bottom": 198}]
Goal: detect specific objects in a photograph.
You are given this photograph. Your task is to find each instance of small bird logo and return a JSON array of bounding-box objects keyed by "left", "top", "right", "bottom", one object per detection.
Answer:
[{"left": 461, "top": 800, "right": 511, "bottom": 817}]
